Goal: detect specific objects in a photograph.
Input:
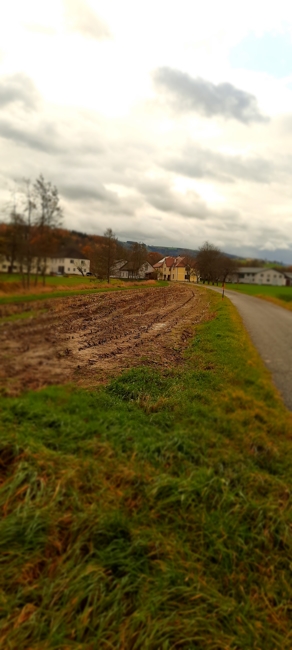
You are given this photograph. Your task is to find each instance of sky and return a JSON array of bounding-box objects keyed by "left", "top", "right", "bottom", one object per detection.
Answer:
[{"left": 1, "top": 1, "right": 292, "bottom": 261}]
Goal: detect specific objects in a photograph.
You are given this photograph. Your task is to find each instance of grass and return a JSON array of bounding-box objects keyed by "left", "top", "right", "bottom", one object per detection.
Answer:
[
  {"left": 0, "top": 273, "right": 93, "bottom": 285},
  {"left": 0, "top": 309, "right": 48, "bottom": 325},
  {"left": 0, "top": 280, "right": 168, "bottom": 305},
  {"left": 224, "top": 282, "right": 292, "bottom": 310},
  {"left": 1, "top": 290, "right": 292, "bottom": 648}
]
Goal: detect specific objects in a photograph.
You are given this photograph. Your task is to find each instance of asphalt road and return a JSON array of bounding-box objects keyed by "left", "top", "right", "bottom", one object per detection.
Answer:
[{"left": 206, "top": 286, "right": 292, "bottom": 411}]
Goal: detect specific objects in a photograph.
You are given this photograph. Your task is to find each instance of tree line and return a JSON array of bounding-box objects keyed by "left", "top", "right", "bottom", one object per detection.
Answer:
[
  {"left": 0, "top": 175, "right": 62, "bottom": 287},
  {"left": 3, "top": 175, "right": 277, "bottom": 286}
]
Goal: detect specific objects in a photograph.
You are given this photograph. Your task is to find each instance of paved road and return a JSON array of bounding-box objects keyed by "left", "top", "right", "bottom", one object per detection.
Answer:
[{"left": 205, "top": 286, "right": 292, "bottom": 411}]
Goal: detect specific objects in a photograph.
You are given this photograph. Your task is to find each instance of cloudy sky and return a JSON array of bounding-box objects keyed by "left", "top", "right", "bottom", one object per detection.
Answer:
[{"left": 1, "top": 0, "right": 292, "bottom": 261}]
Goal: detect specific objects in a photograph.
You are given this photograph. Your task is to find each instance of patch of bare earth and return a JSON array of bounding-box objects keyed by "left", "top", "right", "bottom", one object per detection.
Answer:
[{"left": 0, "top": 286, "right": 210, "bottom": 395}]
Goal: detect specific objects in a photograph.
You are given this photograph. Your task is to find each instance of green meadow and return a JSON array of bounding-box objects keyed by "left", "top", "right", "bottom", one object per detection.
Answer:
[
  {"left": 1, "top": 290, "right": 292, "bottom": 648},
  {"left": 225, "top": 282, "right": 292, "bottom": 309}
]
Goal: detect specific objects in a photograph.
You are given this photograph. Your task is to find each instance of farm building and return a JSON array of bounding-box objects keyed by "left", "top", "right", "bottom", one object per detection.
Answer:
[{"left": 153, "top": 256, "right": 198, "bottom": 283}]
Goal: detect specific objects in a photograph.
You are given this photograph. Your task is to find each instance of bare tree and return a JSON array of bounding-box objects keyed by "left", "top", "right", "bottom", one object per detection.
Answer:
[
  {"left": 217, "top": 254, "right": 238, "bottom": 283},
  {"left": 33, "top": 175, "right": 63, "bottom": 285},
  {"left": 183, "top": 253, "right": 198, "bottom": 282},
  {"left": 94, "top": 228, "right": 119, "bottom": 283},
  {"left": 195, "top": 242, "right": 222, "bottom": 284},
  {"left": 128, "top": 242, "right": 148, "bottom": 276}
]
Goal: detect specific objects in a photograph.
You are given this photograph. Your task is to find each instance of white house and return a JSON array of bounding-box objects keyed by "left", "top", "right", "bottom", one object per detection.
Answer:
[
  {"left": 0, "top": 254, "right": 90, "bottom": 276},
  {"left": 235, "top": 267, "right": 286, "bottom": 286},
  {"left": 49, "top": 256, "right": 90, "bottom": 275}
]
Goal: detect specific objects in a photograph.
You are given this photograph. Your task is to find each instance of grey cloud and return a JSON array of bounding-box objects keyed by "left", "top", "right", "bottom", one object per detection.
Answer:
[
  {"left": 0, "top": 118, "right": 63, "bottom": 153},
  {"left": 153, "top": 67, "right": 267, "bottom": 123},
  {"left": 138, "top": 179, "right": 208, "bottom": 219},
  {"left": 60, "top": 182, "right": 118, "bottom": 203},
  {"left": 162, "top": 144, "right": 274, "bottom": 184},
  {"left": 0, "top": 113, "right": 105, "bottom": 157},
  {"left": 64, "top": 0, "right": 111, "bottom": 40},
  {"left": 60, "top": 180, "right": 138, "bottom": 217},
  {"left": 0, "top": 73, "right": 39, "bottom": 110}
]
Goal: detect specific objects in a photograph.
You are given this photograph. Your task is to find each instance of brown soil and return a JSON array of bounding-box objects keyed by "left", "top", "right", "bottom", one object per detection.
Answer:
[{"left": 0, "top": 285, "right": 210, "bottom": 395}]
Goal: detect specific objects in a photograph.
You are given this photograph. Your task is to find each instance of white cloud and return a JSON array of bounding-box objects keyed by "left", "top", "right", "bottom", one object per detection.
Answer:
[{"left": 63, "top": 0, "right": 111, "bottom": 40}]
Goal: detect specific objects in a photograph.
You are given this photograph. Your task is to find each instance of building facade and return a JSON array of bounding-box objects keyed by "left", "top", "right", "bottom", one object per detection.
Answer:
[{"left": 154, "top": 256, "right": 198, "bottom": 283}]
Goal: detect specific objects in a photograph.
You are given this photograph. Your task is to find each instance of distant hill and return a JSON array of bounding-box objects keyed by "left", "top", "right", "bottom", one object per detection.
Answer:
[{"left": 124, "top": 241, "right": 239, "bottom": 260}]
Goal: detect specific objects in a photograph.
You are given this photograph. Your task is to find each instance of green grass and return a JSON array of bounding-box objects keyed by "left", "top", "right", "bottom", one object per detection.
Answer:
[
  {"left": 0, "top": 273, "right": 93, "bottom": 286},
  {"left": 0, "top": 309, "right": 48, "bottom": 325},
  {"left": 225, "top": 282, "right": 292, "bottom": 307},
  {"left": 1, "top": 291, "right": 292, "bottom": 648}
]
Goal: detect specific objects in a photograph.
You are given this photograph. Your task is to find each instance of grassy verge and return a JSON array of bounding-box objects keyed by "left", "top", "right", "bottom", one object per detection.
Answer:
[
  {"left": 224, "top": 282, "right": 292, "bottom": 310},
  {"left": 0, "top": 309, "right": 48, "bottom": 325},
  {"left": 1, "top": 291, "right": 292, "bottom": 648},
  {"left": 0, "top": 274, "right": 93, "bottom": 286},
  {"left": 0, "top": 281, "right": 168, "bottom": 305}
]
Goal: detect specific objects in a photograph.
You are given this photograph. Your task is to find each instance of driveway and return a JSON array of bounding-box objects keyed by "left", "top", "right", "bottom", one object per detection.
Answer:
[{"left": 205, "top": 286, "right": 292, "bottom": 411}]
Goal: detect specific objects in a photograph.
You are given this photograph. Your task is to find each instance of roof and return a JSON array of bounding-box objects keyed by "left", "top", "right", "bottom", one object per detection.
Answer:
[
  {"left": 284, "top": 272, "right": 292, "bottom": 279},
  {"left": 120, "top": 260, "right": 154, "bottom": 272},
  {"left": 153, "top": 256, "right": 187, "bottom": 269},
  {"left": 237, "top": 267, "right": 266, "bottom": 273},
  {"left": 51, "top": 248, "right": 88, "bottom": 260}
]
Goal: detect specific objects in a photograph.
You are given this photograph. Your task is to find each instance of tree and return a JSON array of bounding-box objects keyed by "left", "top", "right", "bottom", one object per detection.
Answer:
[
  {"left": 147, "top": 251, "right": 163, "bottom": 266},
  {"left": 94, "top": 228, "right": 120, "bottom": 283},
  {"left": 182, "top": 253, "right": 198, "bottom": 282},
  {"left": 128, "top": 242, "right": 148, "bottom": 274},
  {"left": 217, "top": 254, "right": 238, "bottom": 283},
  {"left": 0, "top": 211, "right": 25, "bottom": 275},
  {"left": 74, "top": 259, "right": 86, "bottom": 276},
  {"left": 195, "top": 242, "right": 222, "bottom": 284},
  {"left": 33, "top": 175, "right": 63, "bottom": 285}
]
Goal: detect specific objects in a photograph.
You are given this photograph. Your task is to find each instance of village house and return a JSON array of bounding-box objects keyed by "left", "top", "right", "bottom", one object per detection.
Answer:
[
  {"left": 153, "top": 256, "right": 198, "bottom": 283},
  {"left": 112, "top": 260, "right": 155, "bottom": 280},
  {"left": 0, "top": 252, "right": 90, "bottom": 276},
  {"left": 233, "top": 267, "right": 289, "bottom": 286}
]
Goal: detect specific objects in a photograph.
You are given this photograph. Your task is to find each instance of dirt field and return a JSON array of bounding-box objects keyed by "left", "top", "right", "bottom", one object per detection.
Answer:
[{"left": 0, "top": 285, "right": 210, "bottom": 395}]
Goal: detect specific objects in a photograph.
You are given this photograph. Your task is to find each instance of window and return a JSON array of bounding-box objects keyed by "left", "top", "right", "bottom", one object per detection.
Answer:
[
  {"left": 70, "top": 259, "right": 74, "bottom": 264},
  {"left": 73, "top": 268, "right": 76, "bottom": 271},
  {"left": 67, "top": 268, "right": 70, "bottom": 271},
  {"left": 2, "top": 265, "right": 6, "bottom": 269}
]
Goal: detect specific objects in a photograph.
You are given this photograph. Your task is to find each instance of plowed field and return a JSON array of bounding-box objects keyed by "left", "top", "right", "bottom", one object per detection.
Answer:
[{"left": 0, "top": 285, "right": 210, "bottom": 395}]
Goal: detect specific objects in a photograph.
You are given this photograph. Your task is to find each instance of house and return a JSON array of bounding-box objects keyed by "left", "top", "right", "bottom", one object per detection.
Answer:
[
  {"left": 110, "top": 260, "right": 128, "bottom": 278},
  {"left": 153, "top": 256, "right": 198, "bottom": 283},
  {"left": 49, "top": 254, "right": 90, "bottom": 276},
  {"left": 118, "top": 260, "right": 155, "bottom": 280},
  {"left": 233, "top": 267, "right": 286, "bottom": 286},
  {"left": 0, "top": 252, "right": 90, "bottom": 276},
  {"left": 284, "top": 272, "right": 292, "bottom": 286}
]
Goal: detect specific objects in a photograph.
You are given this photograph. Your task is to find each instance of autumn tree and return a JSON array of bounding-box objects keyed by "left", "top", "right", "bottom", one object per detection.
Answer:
[
  {"left": 147, "top": 251, "right": 163, "bottom": 266},
  {"left": 0, "top": 211, "right": 25, "bottom": 275}
]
